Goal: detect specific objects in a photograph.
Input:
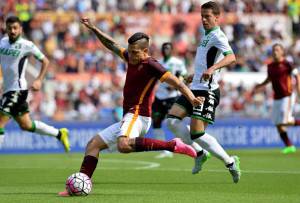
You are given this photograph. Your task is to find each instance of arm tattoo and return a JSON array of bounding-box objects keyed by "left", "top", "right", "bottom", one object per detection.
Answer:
[{"left": 92, "top": 28, "right": 124, "bottom": 58}]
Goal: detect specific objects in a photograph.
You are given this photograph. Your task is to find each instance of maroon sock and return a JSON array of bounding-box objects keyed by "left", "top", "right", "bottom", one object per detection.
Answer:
[
  {"left": 294, "top": 119, "right": 300, "bottom": 126},
  {"left": 79, "top": 155, "right": 98, "bottom": 178},
  {"left": 135, "top": 137, "right": 175, "bottom": 152},
  {"left": 279, "top": 132, "right": 292, "bottom": 146}
]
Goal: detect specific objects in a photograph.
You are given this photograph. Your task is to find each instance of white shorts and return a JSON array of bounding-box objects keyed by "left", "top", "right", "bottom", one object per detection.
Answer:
[
  {"left": 98, "top": 113, "right": 152, "bottom": 150},
  {"left": 272, "top": 93, "right": 296, "bottom": 125}
]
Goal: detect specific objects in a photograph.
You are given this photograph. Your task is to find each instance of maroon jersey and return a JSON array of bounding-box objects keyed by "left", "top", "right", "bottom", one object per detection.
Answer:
[
  {"left": 122, "top": 51, "right": 170, "bottom": 117},
  {"left": 267, "top": 60, "right": 293, "bottom": 99}
]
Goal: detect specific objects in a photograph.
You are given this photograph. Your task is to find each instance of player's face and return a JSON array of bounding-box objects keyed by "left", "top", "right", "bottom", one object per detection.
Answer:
[
  {"left": 272, "top": 45, "right": 284, "bottom": 61},
  {"left": 162, "top": 45, "right": 172, "bottom": 58},
  {"left": 201, "top": 9, "right": 219, "bottom": 30},
  {"left": 6, "top": 22, "right": 22, "bottom": 42},
  {"left": 128, "top": 44, "right": 147, "bottom": 65}
]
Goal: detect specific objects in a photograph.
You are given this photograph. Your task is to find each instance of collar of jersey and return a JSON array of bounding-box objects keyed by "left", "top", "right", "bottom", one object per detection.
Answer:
[
  {"left": 205, "top": 26, "right": 219, "bottom": 35},
  {"left": 9, "top": 36, "right": 22, "bottom": 44}
]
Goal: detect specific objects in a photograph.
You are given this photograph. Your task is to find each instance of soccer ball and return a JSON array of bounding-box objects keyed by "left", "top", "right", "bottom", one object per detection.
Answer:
[{"left": 66, "top": 172, "right": 92, "bottom": 196}]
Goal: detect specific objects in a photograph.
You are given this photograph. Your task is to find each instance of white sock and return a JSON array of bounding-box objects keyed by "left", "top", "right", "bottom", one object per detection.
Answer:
[
  {"left": 194, "top": 133, "right": 233, "bottom": 165},
  {"left": 0, "top": 134, "right": 4, "bottom": 148},
  {"left": 33, "top": 120, "right": 59, "bottom": 137},
  {"left": 153, "top": 128, "right": 165, "bottom": 141},
  {"left": 166, "top": 118, "right": 204, "bottom": 152}
]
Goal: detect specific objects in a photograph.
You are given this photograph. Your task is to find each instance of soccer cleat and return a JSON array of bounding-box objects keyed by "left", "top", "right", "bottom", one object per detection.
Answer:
[
  {"left": 173, "top": 138, "right": 197, "bottom": 158},
  {"left": 192, "top": 151, "right": 211, "bottom": 174},
  {"left": 227, "top": 156, "right": 241, "bottom": 183},
  {"left": 155, "top": 151, "right": 173, "bottom": 159},
  {"left": 58, "top": 190, "right": 70, "bottom": 197},
  {"left": 59, "top": 128, "right": 70, "bottom": 153},
  {"left": 281, "top": 146, "right": 296, "bottom": 154}
]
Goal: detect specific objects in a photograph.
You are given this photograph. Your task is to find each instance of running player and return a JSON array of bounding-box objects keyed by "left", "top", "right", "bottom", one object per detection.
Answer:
[
  {"left": 253, "top": 43, "right": 300, "bottom": 154},
  {"left": 58, "top": 17, "right": 203, "bottom": 196},
  {"left": 153, "top": 42, "right": 206, "bottom": 159},
  {"left": 166, "top": 1, "right": 241, "bottom": 183},
  {"left": 0, "top": 16, "right": 70, "bottom": 152}
]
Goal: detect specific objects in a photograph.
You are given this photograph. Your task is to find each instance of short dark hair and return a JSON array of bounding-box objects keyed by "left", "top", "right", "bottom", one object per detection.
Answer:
[
  {"left": 128, "top": 32, "right": 149, "bottom": 44},
  {"left": 6, "top": 16, "right": 22, "bottom": 25},
  {"left": 162, "top": 42, "right": 173, "bottom": 49},
  {"left": 201, "top": 1, "right": 221, "bottom": 15}
]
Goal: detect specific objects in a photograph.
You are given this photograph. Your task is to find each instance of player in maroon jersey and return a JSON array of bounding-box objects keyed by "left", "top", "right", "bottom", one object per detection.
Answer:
[
  {"left": 254, "top": 43, "right": 300, "bottom": 154},
  {"left": 58, "top": 17, "right": 204, "bottom": 196}
]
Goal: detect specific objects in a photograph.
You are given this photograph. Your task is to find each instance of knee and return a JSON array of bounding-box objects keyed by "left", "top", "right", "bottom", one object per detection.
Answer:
[
  {"left": 85, "top": 136, "right": 102, "bottom": 154},
  {"left": 117, "top": 138, "right": 131, "bottom": 153},
  {"left": 19, "top": 122, "right": 33, "bottom": 131},
  {"left": 190, "top": 131, "right": 205, "bottom": 140},
  {"left": 166, "top": 117, "right": 179, "bottom": 130}
]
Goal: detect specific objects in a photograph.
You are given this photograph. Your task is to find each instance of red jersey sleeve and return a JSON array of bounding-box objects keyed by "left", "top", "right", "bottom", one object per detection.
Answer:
[{"left": 147, "top": 57, "right": 171, "bottom": 82}]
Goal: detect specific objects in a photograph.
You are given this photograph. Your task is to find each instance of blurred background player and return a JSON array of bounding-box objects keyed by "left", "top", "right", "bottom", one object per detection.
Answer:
[
  {"left": 152, "top": 42, "right": 205, "bottom": 159},
  {"left": 0, "top": 16, "right": 70, "bottom": 152},
  {"left": 253, "top": 43, "right": 300, "bottom": 154},
  {"left": 58, "top": 17, "right": 203, "bottom": 196},
  {"left": 166, "top": 1, "right": 241, "bottom": 183}
]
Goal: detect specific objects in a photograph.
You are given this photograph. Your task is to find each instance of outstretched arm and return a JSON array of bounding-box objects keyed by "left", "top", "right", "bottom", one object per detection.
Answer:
[
  {"left": 163, "top": 73, "right": 204, "bottom": 107},
  {"left": 253, "top": 77, "right": 271, "bottom": 93},
  {"left": 81, "top": 17, "right": 125, "bottom": 59}
]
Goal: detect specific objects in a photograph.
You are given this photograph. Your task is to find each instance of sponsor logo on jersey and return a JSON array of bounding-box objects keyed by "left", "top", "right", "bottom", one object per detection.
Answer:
[{"left": 0, "top": 47, "right": 21, "bottom": 57}]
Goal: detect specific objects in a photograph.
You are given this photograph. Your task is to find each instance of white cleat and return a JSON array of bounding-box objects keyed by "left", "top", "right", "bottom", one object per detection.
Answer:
[
  {"left": 192, "top": 151, "right": 211, "bottom": 174},
  {"left": 227, "top": 156, "right": 241, "bottom": 183}
]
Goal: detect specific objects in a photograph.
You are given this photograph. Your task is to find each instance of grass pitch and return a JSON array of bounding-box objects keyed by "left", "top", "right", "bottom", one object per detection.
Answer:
[{"left": 0, "top": 149, "right": 300, "bottom": 203}]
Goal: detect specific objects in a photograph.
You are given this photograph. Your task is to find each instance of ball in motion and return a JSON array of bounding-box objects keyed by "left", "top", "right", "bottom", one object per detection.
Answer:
[{"left": 66, "top": 172, "right": 92, "bottom": 196}]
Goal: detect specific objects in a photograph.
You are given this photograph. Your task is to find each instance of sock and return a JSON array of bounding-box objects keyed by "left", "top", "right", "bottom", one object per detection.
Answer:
[
  {"left": 193, "top": 133, "right": 233, "bottom": 165},
  {"left": 166, "top": 117, "right": 204, "bottom": 152},
  {"left": 279, "top": 131, "right": 292, "bottom": 146},
  {"left": 135, "top": 137, "right": 175, "bottom": 152},
  {"left": 153, "top": 128, "right": 165, "bottom": 141},
  {"left": 80, "top": 155, "right": 99, "bottom": 178},
  {"left": 32, "top": 120, "right": 60, "bottom": 137},
  {"left": 294, "top": 119, "right": 300, "bottom": 126},
  {"left": 0, "top": 128, "right": 4, "bottom": 147}
]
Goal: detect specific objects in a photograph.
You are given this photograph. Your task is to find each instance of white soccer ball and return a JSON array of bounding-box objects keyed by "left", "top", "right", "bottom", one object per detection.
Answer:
[{"left": 66, "top": 172, "right": 92, "bottom": 196}]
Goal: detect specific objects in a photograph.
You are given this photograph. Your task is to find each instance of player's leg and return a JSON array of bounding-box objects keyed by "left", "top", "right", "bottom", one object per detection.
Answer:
[
  {"left": 59, "top": 124, "right": 113, "bottom": 196},
  {"left": 152, "top": 98, "right": 173, "bottom": 158},
  {"left": 116, "top": 113, "right": 196, "bottom": 157},
  {"left": 277, "top": 125, "right": 296, "bottom": 154},
  {"left": 190, "top": 90, "right": 240, "bottom": 183},
  {"left": 14, "top": 113, "right": 70, "bottom": 152},
  {"left": 0, "top": 112, "right": 11, "bottom": 148},
  {"left": 166, "top": 97, "right": 209, "bottom": 172},
  {"left": 272, "top": 95, "right": 296, "bottom": 154}
]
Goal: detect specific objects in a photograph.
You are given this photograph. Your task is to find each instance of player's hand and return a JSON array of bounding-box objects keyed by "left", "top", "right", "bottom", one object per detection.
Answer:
[
  {"left": 80, "top": 17, "right": 95, "bottom": 30},
  {"left": 184, "top": 74, "right": 194, "bottom": 84},
  {"left": 192, "top": 96, "right": 205, "bottom": 107},
  {"left": 201, "top": 68, "right": 214, "bottom": 82},
  {"left": 31, "top": 79, "right": 42, "bottom": 91}
]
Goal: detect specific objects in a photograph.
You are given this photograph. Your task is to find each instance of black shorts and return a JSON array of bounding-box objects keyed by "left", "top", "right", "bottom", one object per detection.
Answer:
[
  {"left": 174, "top": 89, "right": 220, "bottom": 124},
  {"left": 152, "top": 97, "right": 178, "bottom": 118},
  {"left": 0, "top": 90, "right": 29, "bottom": 117}
]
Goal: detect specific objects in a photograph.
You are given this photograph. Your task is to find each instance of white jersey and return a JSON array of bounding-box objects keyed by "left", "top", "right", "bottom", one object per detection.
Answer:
[
  {"left": 0, "top": 36, "right": 45, "bottom": 93},
  {"left": 190, "top": 26, "right": 233, "bottom": 91},
  {"left": 156, "top": 56, "right": 187, "bottom": 100}
]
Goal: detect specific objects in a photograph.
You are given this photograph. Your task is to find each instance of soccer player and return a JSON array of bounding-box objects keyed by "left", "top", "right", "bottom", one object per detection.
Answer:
[
  {"left": 253, "top": 43, "right": 300, "bottom": 154},
  {"left": 58, "top": 17, "right": 203, "bottom": 196},
  {"left": 152, "top": 42, "right": 206, "bottom": 159},
  {"left": 166, "top": 1, "right": 241, "bottom": 183},
  {"left": 0, "top": 16, "right": 70, "bottom": 152}
]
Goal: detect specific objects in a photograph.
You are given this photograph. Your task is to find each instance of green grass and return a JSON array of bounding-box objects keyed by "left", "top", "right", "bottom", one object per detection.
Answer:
[{"left": 0, "top": 149, "right": 300, "bottom": 203}]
